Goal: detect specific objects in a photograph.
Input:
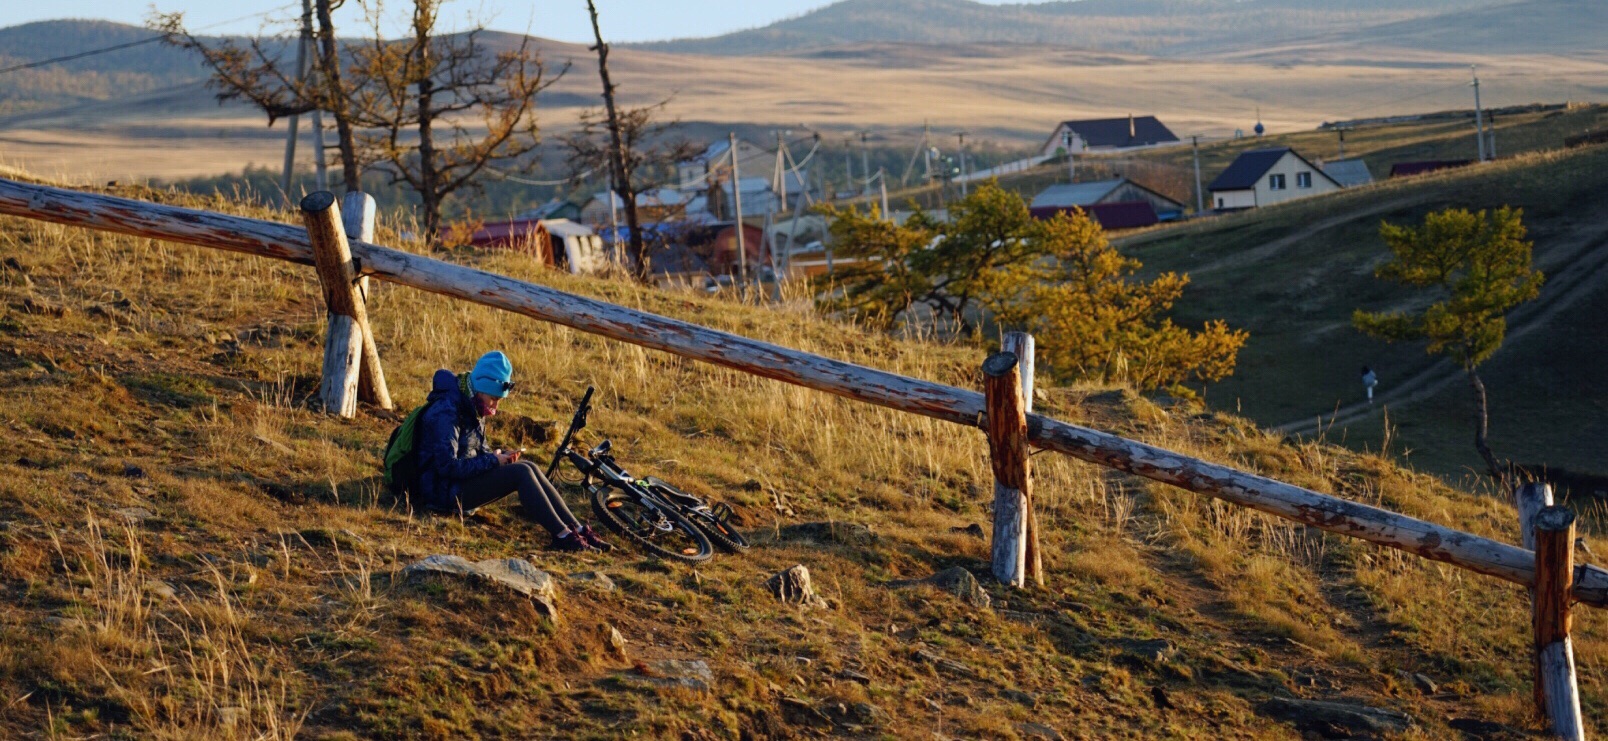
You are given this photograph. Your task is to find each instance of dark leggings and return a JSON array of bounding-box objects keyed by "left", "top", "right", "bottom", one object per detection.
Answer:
[{"left": 454, "top": 461, "right": 581, "bottom": 536}]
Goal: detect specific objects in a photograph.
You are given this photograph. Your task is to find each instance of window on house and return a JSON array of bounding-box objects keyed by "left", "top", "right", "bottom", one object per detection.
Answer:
[
  {"left": 1269, "top": 174, "right": 1287, "bottom": 190},
  {"left": 1297, "top": 172, "right": 1312, "bottom": 188}
]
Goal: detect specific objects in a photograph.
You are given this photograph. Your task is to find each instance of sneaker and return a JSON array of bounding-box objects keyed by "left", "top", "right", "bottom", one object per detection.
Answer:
[
  {"left": 549, "top": 532, "right": 594, "bottom": 553},
  {"left": 576, "top": 524, "right": 614, "bottom": 553}
]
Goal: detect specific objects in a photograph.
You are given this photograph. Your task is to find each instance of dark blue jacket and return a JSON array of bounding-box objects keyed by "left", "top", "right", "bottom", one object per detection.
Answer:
[{"left": 417, "top": 369, "right": 498, "bottom": 510}]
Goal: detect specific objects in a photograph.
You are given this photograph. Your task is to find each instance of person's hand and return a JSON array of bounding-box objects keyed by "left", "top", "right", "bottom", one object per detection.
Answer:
[{"left": 495, "top": 449, "right": 516, "bottom": 465}]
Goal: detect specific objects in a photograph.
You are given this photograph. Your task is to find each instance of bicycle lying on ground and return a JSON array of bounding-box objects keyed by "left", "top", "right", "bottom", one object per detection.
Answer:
[{"left": 548, "top": 387, "right": 748, "bottom": 563}]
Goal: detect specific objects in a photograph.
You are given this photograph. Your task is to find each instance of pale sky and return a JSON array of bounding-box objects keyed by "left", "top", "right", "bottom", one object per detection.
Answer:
[{"left": 0, "top": 1, "right": 1045, "bottom": 44}]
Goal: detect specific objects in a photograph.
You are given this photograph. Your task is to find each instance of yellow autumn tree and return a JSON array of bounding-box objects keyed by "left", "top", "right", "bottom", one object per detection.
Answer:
[{"left": 819, "top": 182, "right": 1247, "bottom": 390}]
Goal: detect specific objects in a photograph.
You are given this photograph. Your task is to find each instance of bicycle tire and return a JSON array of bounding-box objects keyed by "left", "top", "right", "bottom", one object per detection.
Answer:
[
  {"left": 591, "top": 484, "right": 714, "bottom": 563},
  {"left": 640, "top": 477, "right": 749, "bottom": 554},
  {"left": 683, "top": 506, "right": 750, "bottom": 553}
]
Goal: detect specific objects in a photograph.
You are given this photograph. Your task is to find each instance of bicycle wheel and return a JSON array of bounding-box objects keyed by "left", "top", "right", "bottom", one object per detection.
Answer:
[
  {"left": 591, "top": 484, "right": 713, "bottom": 563},
  {"left": 641, "top": 477, "right": 749, "bottom": 554},
  {"left": 683, "top": 506, "right": 750, "bottom": 553}
]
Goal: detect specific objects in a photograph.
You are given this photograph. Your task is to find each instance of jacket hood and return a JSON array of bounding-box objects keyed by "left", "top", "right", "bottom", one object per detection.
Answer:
[{"left": 427, "top": 369, "right": 462, "bottom": 402}]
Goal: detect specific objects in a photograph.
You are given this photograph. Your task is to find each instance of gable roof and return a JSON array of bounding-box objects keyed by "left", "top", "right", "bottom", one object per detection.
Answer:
[
  {"left": 1031, "top": 179, "right": 1125, "bottom": 209},
  {"left": 1209, "top": 147, "right": 1341, "bottom": 191},
  {"left": 1050, "top": 116, "right": 1179, "bottom": 150}
]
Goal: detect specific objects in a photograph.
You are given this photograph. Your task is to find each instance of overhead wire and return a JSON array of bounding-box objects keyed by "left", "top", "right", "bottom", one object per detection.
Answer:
[{"left": 0, "top": 3, "right": 301, "bottom": 76}]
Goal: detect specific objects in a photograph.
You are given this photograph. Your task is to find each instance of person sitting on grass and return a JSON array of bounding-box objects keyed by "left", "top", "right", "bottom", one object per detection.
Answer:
[{"left": 416, "top": 350, "right": 610, "bottom": 553}]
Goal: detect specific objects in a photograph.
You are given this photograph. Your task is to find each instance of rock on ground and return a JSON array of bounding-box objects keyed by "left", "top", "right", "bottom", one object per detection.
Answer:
[
  {"left": 402, "top": 555, "right": 560, "bottom": 619},
  {"left": 886, "top": 567, "right": 991, "bottom": 609},
  {"left": 635, "top": 659, "right": 713, "bottom": 691},
  {"left": 767, "top": 565, "right": 829, "bottom": 608},
  {"left": 1260, "top": 697, "right": 1414, "bottom": 736}
]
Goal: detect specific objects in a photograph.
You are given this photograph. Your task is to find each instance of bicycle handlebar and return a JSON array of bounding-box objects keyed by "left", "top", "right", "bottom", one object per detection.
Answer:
[{"left": 546, "top": 386, "right": 595, "bottom": 478}]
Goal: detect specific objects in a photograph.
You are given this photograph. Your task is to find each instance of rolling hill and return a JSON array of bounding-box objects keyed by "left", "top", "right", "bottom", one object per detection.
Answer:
[{"left": 636, "top": 0, "right": 1521, "bottom": 55}]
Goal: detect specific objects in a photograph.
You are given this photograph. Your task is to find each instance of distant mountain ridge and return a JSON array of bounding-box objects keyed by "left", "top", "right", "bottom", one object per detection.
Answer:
[{"left": 633, "top": 0, "right": 1510, "bottom": 55}]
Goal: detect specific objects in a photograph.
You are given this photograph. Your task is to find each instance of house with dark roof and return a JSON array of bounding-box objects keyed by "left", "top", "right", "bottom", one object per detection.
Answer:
[
  {"left": 1208, "top": 147, "right": 1341, "bottom": 210},
  {"left": 1029, "top": 177, "right": 1187, "bottom": 229},
  {"left": 1041, "top": 115, "right": 1180, "bottom": 157}
]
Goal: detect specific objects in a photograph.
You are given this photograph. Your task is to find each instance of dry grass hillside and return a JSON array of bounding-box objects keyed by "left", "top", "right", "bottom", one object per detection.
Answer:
[{"left": 0, "top": 176, "right": 1604, "bottom": 738}]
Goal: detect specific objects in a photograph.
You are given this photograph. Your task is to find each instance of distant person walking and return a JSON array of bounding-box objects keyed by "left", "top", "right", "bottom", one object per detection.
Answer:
[{"left": 1361, "top": 366, "right": 1378, "bottom": 403}]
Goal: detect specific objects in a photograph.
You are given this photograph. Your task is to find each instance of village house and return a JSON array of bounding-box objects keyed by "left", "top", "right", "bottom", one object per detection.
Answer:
[
  {"left": 1040, "top": 115, "right": 1180, "bottom": 158},
  {"left": 579, "top": 187, "right": 689, "bottom": 227},
  {"left": 1029, "top": 177, "right": 1186, "bottom": 230},
  {"left": 676, "top": 139, "right": 773, "bottom": 191},
  {"left": 1208, "top": 147, "right": 1341, "bottom": 210}
]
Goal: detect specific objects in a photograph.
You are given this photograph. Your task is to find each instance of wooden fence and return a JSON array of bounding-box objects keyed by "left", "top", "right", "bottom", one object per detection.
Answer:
[{"left": 0, "top": 178, "right": 1593, "bottom": 736}]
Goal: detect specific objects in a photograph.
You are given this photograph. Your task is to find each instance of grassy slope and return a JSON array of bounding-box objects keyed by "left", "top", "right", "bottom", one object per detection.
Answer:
[
  {"left": 0, "top": 182, "right": 1604, "bottom": 738},
  {"left": 1127, "top": 140, "right": 1608, "bottom": 483}
]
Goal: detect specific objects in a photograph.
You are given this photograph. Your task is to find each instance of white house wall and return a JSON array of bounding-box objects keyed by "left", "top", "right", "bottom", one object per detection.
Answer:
[
  {"left": 1214, "top": 190, "right": 1257, "bottom": 210},
  {"left": 1253, "top": 152, "right": 1340, "bottom": 207}
]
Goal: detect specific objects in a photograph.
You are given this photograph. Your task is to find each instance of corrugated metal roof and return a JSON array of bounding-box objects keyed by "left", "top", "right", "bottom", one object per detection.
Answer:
[
  {"left": 1209, "top": 148, "right": 1291, "bottom": 191},
  {"left": 1322, "top": 159, "right": 1373, "bottom": 188},
  {"left": 1030, "top": 201, "right": 1159, "bottom": 231},
  {"left": 1030, "top": 179, "right": 1124, "bottom": 208}
]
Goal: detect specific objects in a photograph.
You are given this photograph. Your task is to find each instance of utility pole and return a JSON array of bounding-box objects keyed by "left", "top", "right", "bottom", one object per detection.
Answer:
[
  {"left": 731, "top": 132, "right": 748, "bottom": 293},
  {"left": 1062, "top": 129, "right": 1076, "bottom": 182},
  {"left": 879, "top": 170, "right": 890, "bottom": 217},
  {"left": 1191, "top": 135, "right": 1204, "bottom": 214},
  {"left": 1336, "top": 126, "right": 1346, "bottom": 159},
  {"left": 1472, "top": 65, "right": 1488, "bottom": 163},
  {"left": 921, "top": 121, "right": 933, "bottom": 186},
  {"left": 843, "top": 136, "right": 855, "bottom": 199},
  {"left": 774, "top": 131, "right": 788, "bottom": 206},
  {"left": 860, "top": 132, "right": 872, "bottom": 196},
  {"left": 957, "top": 131, "right": 970, "bottom": 197},
  {"left": 279, "top": 0, "right": 315, "bottom": 207}
]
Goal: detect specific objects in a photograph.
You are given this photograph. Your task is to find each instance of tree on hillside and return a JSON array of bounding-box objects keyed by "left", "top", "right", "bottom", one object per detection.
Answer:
[
  {"left": 818, "top": 182, "right": 1248, "bottom": 389},
  {"left": 1352, "top": 206, "right": 1544, "bottom": 487},
  {"left": 984, "top": 209, "right": 1248, "bottom": 389},
  {"left": 565, "top": 1, "right": 695, "bottom": 282},
  {"left": 153, "top": 0, "right": 364, "bottom": 191},
  {"left": 347, "top": 0, "right": 559, "bottom": 244}
]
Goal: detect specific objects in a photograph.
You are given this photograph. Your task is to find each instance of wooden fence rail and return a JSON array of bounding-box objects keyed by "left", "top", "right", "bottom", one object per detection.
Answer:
[{"left": 2, "top": 177, "right": 1606, "bottom": 611}]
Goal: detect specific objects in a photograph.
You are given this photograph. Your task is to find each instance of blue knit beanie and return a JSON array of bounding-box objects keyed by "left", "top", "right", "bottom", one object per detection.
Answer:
[{"left": 470, "top": 350, "right": 514, "bottom": 398}]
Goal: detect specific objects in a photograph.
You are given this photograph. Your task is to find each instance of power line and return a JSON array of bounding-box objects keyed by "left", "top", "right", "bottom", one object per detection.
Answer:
[{"left": 0, "top": 4, "right": 299, "bottom": 76}]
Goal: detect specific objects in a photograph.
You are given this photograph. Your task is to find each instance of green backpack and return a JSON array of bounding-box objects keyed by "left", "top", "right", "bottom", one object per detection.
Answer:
[{"left": 383, "top": 401, "right": 434, "bottom": 505}]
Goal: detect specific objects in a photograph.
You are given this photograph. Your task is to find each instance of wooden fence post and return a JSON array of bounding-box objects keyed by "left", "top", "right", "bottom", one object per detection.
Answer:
[
  {"left": 1533, "top": 504, "right": 1585, "bottom": 739},
  {"left": 300, "top": 191, "right": 391, "bottom": 416},
  {"left": 984, "top": 351, "right": 1030, "bottom": 588},
  {"left": 321, "top": 314, "right": 361, "bottom": 417},
  {"left": 1517, "top": 482, "right": 1555, "bottom": 710},
  {"left": 341, "top": 191, "right": 377, "bottom": 304},
  {"left": 1002, "top": 332, "right": 1044, "bottom": 586}
]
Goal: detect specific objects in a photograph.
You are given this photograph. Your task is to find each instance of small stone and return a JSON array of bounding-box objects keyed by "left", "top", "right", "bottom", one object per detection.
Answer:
[
  {"left": 43, "top": 616, "right": 86, "bottom": 631},
  {"left": 603, "top": 624, "right": 628, "bottom": 661},
  {"left": 1121, "top": 638, "right": 1176, "bottom": 664},
  {"left": 948, "top": 523, "right": 986, "bottom": 539},
  {"left": 766, "top": 565, "right": 829, "bottom": 609},
  {"left": 1412, "top": 673, "right": 1438, "bottom": 695},
  {"left": 113, "top": 507, "right": 157, "bottom": 522},
  {"left": 145, "top": 581, "right": 178, "bottom": 600},
  {"left": 886, "top": 567, "right": 991, "bottom": 609},
  {"left": 837, "top": 668, "right": 871, "bottom": 685},
  {"left": 569, "top": 571, "right": 617, "bottom": 592},
  {"left": 219, "top": 707, "right": 248, "bottom": 730},
  {"left": 1001, "top": 688, "right": 1038, "bottom": 708},
  {"left": 847, "top": 701, "right": 891, "bottom": 727},
  {"left": 1019, "top": 721, "right": 1065, "bottom": 740},
  {"left": 636, "top": 659, "right": 713, "bottom": 692}
]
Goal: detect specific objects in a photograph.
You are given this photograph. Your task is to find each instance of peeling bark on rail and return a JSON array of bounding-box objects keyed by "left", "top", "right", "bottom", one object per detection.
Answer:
[{"left": 3, "top": 177, "right": 1607, "bottom": 609}]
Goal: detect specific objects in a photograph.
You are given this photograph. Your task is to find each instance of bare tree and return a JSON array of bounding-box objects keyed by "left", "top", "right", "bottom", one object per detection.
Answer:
[
  {"left": 153, "top": 0, "right": 364, "bottom": 191},
  {"left": 348, "top": 0, "right": 561, "bottom": 244},
  {"left": 569, "top": 1, "right": 695, "bottom": 282}
]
